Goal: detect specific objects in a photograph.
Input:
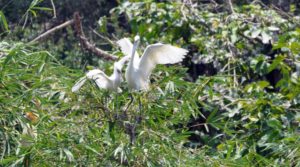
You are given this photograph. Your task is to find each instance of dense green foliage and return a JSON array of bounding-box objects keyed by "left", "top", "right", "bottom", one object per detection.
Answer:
[{"left": 1, "top": 0, "right": 300, "bottom": 166}]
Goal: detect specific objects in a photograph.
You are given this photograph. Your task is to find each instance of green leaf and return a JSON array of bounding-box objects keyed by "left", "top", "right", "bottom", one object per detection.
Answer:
[
  {"left": 257, "top": 81, "right": 269, "bottom": 89},
  {"left": 29, "top": 9, "right": 37, "bottom": 17},
  {"left": 98, "top": 16, "right": 107, "bottom": 33},
  {"left": 63, "top": 148, "right": 74, "bottom": 162},
  {"left": 206, "top": 108, "right": 219, "bottom": 123},
  {"left": 290, "top": 42, "right": 300, "bottom": 54},
  {"left": 268, "top": 55, "right": 285, "bottom": 72},
  {"left": 0, "top": 157, "right": 18, "bottom": 165},
  {"left": 0, "top": 11, "right": 9, "bottom": 32},
  {"left": 38, "top": 63, "right": 45, "bottom": 74},
  {"left": 85, "top": 145, "right": 101, "bottom": 155},
  {"left": 267, "top": 118, "right": 282, "bottom": 130},
  {"left": 32, "top": 7, "right": 53, "bottom": 11},
  {"left": 261, "top": 31, "right": 271, "bottom": 44}
]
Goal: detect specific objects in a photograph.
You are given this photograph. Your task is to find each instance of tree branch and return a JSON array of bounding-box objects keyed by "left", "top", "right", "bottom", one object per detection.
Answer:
[
  {"left": 90, "top": 27, "right": 117, "bottom": 47},
  {"left": 73, "top": 12, "right": 118, "bottom": 61},
  {"left": 237, "top": 31, "right": 262, "bottom": 45},
  {"left": 29, "top": 12, "right": 118, "bottom": 61},
  {"left": 29, "top": 19, "right": 74, "bottom": 43},
  {"left": 227, "top": 0, "right": 235, "bottom": 14}
]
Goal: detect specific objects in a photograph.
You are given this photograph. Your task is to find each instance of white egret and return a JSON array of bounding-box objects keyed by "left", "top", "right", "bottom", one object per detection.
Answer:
[
  {"left": 118, "top": 36, "right": 188, "bottom": 91},
  {"left": 72, "top": 56, "right": 129, "bottom": 93}
]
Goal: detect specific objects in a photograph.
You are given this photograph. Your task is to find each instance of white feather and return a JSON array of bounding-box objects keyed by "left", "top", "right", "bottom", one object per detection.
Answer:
[
  {"left": 117, "top": 38, "right": 134, "bottom": 57},
  {"left": 93, "top": 72, "right": 110, "bottom": 89},
  {"left": 86, "top": 69, "right": 104, "bottom": 79},
  {"left": 72, "top": 77, "right": 87, "bottom": 92},
  {"left": 72, "top": 56, "right": 129, "bottom": 92},
  {"left": 117, "top": 38, "right": 140, "bottom": 67},
  {"left": 138, "top": 43, "right": 188, "bottom": 80},
  {"left": 125, "top": 36, "right": 188, "bottom": 91}
]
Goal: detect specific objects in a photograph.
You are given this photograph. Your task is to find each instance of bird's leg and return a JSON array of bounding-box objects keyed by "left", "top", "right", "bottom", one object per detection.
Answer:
[
  {"left": 102, "top": 95, "right": 109, "bottom": 119},
  {"left": 122, "top": 94, "right": 136, "bottom": 145},
  {"left": 137, "top": 93, "right": 143, "bottom": 124},
  {"left": 129, "top": 93, "right": 143, "bottom": 145},
  {"left": 114, "top": 93, "right": 119, "bottom": 120},
  {"left": 104, "top": 91, "right": 113, "bottom": 120},
  {"left": 123, "top": 94, "right": 134, "bottom": 120}
]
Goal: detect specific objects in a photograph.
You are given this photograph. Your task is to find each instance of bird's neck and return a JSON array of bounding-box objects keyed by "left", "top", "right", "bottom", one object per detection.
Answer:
[
  {"left": 129, "top": 52, "right": 135, "bottom": 68},
  {"left": 112, "top": 69, "right": 120, "bottom": 78},
  {"left": 129, "top": 41, "right": 139, "bottom": 68}
]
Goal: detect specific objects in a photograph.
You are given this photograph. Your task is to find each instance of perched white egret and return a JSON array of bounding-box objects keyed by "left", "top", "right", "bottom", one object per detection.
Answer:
[
  {"left": 72, "top": 56, "right": 129, "bottom": 93},
  {"left": 118, "top": 36, "right": 188, "bottom": 91}
]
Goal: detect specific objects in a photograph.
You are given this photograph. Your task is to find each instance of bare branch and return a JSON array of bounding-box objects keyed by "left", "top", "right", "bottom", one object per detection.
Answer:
[
  {"left": 73, "top": 12, "right": 118, "bottom": 61},
  {"left": 29, "top": 12, "right": 118, "bottom": 61},
  {"left": 237, "top": 31, "right": 262, "bottom": 45},
  {"left": 29, "top": 19, "right": 74, "bottom": 43},
  {"left": 89, "top": 27, "right": 117, "bottom": 47},
  {"left": 210, "top": 0, "right": 218, "bottom": 6},
  {"left": 227, "top": 0, "right": 235, "bottom": 14}
]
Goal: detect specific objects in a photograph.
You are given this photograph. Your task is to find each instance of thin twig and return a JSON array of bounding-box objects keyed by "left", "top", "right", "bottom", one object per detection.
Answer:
[
  {"left": 123, "top": 95, "right": 134, "bottom": 118},
  {"left": 22, "top": 13, "right": 29, "bottom": 30},
  {"left": 50, "top": 0, "right": 56, "bottom": 18},
  {"left": 0, "top": 51, "right": 6, "bottom": 58},
  {"left": 253, "top": 0, "right": 300, "bottom": 26},
  {"left": 29, "top": 19, "right": 74, "bottom": 43},
  {"left": 210, "top": 0, "right": 218, "bottom": 6},
  {"left": 227, "top": 42, "right": 238, "bottom": 87},
  {"left": 270, "top": 4, "right": 292, "bottom": 18},
  {"left": 188, "top": 123, "right": 207, "bottom": 128},
  {"left": 186, "top": 6, "right": 215, "bottom": 34},
  {"left": 29, "top": 12, "right": 117, "bottom": 61},
  {"left": 181, "top": 1, "right": 188, "bottom": 21},
  {"left": 89, "top": 27, "right": 117, "bottom": 46},
  {"left": 237, "top": 31, "right": 262, "bottom": 45},
  {"left": 227, "top": 0, "right": 235, "bottom": 14}
]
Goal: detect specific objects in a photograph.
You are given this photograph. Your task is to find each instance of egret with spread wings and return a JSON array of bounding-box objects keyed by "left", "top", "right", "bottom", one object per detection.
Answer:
[
  {"left": 72, "top": 55, "right": 129, "bottom": 93},
  {"left": 117, "top": 36, "right": 188, "bottom": 91}
]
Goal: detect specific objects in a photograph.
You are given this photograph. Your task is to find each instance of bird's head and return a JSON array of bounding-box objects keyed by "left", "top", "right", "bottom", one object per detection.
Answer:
[
  {"left": 134, "top": 35, "right": 140, "bottom": 41},
  {"left": 113, "top": 62, "right": 122, "bottom": 74},
  {"left": 134, "top": 35, "right": 140, "bottom": 44}
]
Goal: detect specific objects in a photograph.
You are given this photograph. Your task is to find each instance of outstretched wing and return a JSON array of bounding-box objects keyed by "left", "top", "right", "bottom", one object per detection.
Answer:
[
  {"left": 117, "top": 38, "right": 134, "bottom": 57},
  {"left": 72, "top": 76, "right": 87, "bottom": 92},
  {"left": 86, "top": 69, "right": 111, "bottom": 89},
  {"left": 117, "top": 38, "right": 140, "bottom": 67},
  {"left": 138, "top": 43, "right": 188, "bottom": 80},
  {"left": 86, "top": 69, "right": 103, "bottom": 79}
]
